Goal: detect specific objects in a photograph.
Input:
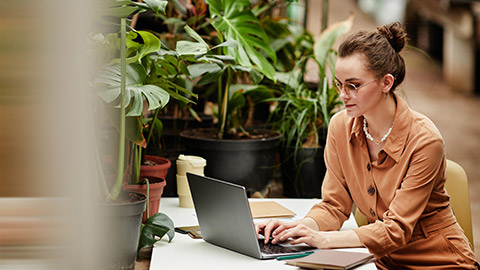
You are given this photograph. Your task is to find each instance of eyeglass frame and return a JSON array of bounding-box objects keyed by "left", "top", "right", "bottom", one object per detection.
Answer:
[{"left": 334, "top": 78, "right": 378, "bottom": 98}]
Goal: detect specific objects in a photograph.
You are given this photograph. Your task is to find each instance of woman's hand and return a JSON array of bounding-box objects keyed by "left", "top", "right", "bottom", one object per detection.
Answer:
[
  {"left": 255, "top": 218, "right": 299, "bottom": 244},
  {"left": 255, "top": 218, "right": 363, "bottom": 249},
  {"left": 255, "top": 217, "right": 319, "bottom": 244},
  {"left": 272, "top": 222, "right": 324, "bottom": 246}
]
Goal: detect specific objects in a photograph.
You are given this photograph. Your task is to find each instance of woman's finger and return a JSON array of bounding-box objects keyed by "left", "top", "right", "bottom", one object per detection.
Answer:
[{"left": 262, "top": 219, "right": 281, "bottom": 243}]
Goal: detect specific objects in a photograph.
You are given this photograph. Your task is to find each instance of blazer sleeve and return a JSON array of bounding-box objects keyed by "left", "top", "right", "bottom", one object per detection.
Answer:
[{"left": 305, "top": 113, "right": 353, "bottom": 231}]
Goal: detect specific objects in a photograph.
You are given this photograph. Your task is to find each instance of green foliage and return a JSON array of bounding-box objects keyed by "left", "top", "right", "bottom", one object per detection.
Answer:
[
  {"left": 138, "top": 213, "right": 175, "bottom": 252},
  {"left": 92, "top": 0, "right": 200, "bottom": 199},
  {"left": 175, "top": 24, "right": 275, "bottom": 139},
  {"left": 93, "top": 0, "right": 168, "bottom": 23},
  {"left": 314, "top": 14, "right": 354, "bottom": 78},
  {"left": 269, "top": 14, "right": 353, "bottom": 152},
  {"left": 206, "top": 0, "right": 277, "bottom": 81},
  {"left": 96, "top": 63, "right": 170, "bottom": 117}
]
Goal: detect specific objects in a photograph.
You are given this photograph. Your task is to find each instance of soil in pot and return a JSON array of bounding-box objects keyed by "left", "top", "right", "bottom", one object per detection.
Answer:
[{"left": 140, "top": 155, "right": 171, "bottom": 180}]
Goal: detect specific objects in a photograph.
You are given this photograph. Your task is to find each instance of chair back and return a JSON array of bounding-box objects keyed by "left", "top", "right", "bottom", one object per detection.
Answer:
[
  {"left": 445, "top": 159, "right": 474, "bottom": 247},
  {"left": 354, "top": 159, "right": 474, "bottom": 248}
]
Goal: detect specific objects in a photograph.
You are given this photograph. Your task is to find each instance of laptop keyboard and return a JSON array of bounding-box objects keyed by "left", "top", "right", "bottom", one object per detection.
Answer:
[{"left": 258, "top": 239, "right": 310, "bottom": 255}]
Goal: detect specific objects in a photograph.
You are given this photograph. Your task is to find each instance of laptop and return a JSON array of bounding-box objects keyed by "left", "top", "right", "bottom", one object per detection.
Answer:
[{"left": 187, "top": 173, "right": 316, "bottom": 259}]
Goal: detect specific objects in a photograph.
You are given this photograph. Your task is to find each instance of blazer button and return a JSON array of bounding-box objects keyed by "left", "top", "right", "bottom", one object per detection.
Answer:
[
  {"left": 369, "top": 208, "right": 375, "bottom": 217},
  {"left": 368, "top": 186, "right": 375, "bottom": 195},
  {"left": 366, "top": 163, "right": 371, "bottom": 171}
]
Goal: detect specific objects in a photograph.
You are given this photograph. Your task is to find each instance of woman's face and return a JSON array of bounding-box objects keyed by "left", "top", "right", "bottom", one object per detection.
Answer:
[{"left": 335, "top": 53, "right": 386, "bottom": 118}]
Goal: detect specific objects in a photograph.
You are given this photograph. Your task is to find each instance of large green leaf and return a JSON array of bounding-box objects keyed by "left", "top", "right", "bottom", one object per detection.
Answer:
[
  {"left": 187, "top": 63, "right": 223, "bottom": 86},
  {"left": 176, "top": 40, "right": 209, "bottom": 56},
  {"left": 314, "top": 14, "right": 354, "bottom": 71},
  {"left": 138, "top": 213, "right": 175, "bottom": 251},
  {"left": 94, "top": 0, "right": 167, "bottom": 20},
  {"left": 126, "top": 31, "right": 162, "bottom": 63},
  {"left": 104, "top": 105, "right": 145, "bottom": 146},
  {"left": 187, "top": 63, "right": 222, "bottom": 78},
  {"left": 96, "top": 63, "right": 170, "bottom": 116},
  {"left": 175, "top": 25, "right": 210, "bottom": 56},
  {"left": 143, "top": 0, "right": 168, "bottom": 14},
  {"left": 184, "top": 25, "right": 209, "bottom": 48},
  {"left": 206, "top": 0, "right": 276, "bottom": 81}
]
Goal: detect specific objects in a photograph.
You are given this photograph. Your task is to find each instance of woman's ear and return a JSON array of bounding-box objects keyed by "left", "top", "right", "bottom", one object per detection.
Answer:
[{"left": 382, "top": 74, "right": 395, "bottom": 93}]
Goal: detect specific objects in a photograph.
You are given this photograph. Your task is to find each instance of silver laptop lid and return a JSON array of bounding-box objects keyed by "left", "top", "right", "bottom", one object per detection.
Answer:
[{"left": 187, "top": 173, "right": 262, "bottom": 259}]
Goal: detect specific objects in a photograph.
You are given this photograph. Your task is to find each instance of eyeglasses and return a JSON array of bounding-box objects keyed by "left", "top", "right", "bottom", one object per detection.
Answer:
[{"left": 334, "top": 78, "right": 377, "bottom": 98}]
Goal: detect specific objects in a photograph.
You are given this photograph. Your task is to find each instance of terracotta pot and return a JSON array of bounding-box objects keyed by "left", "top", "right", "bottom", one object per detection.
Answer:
[
  {"left": 140, "top": 155, "right": 171, "bottom": 180},
  {"left": 125, "top": 177, "right": 166, "bottom": 223}
]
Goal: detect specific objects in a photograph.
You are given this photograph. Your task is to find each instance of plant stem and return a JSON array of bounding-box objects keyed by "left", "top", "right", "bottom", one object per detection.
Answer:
[
  {"left": 145, "top": 179, "right": 150, "bottom": 218},
  {"left": 321, "top": 0, "right": 328, "bottom": 31},
  {"left": 135, "top": 143, "right": 141, "bottom": 184},
  {"left": 146, "top": 107, "right": 161, "bottom": 148},
  {"left": 90, "top": 108, "right": 111, "bottom": 199},
  {"left": 110, "top": 18, "right": 128, "bottom": 200},
  {"left": 218, "top": 66, "right": 231, "bottom": 139}
]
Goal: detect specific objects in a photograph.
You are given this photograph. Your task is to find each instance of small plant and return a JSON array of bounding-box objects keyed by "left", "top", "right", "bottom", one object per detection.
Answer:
[{"left": 268, "top": 14, "right": 354, "bottom": 155}]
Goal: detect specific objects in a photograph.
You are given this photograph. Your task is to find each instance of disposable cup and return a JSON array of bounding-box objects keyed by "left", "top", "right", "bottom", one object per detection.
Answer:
[
  {"left": 176, "top": 174, "right": 194, "bottom": 208},
  {"left": 176, "top": 155, "right": 206, "bottom": 176}
]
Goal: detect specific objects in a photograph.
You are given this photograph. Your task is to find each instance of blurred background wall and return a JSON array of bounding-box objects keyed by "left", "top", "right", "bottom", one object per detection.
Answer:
[{"left": 0, "top": 1, "right": 99, "bottom": 269}]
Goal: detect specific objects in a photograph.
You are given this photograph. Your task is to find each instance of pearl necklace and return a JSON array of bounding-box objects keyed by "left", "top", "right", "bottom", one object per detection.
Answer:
[{"left": 363, "top": 118, "right": 392, "bottom": 145}]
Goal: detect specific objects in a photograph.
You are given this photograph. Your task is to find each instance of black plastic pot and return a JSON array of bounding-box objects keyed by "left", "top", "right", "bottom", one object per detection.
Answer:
[
  {"left": 150, "top": 114, "right": 214, "bottom": 197},
  {"left": 180, "top": 128, "right": 281, "bottom": 196},
  {"left": 99, "top": 191, "right": 146, "bottom": 270},
  {"left": 281, "top": 146, "right": 326, "bottom": 198}
]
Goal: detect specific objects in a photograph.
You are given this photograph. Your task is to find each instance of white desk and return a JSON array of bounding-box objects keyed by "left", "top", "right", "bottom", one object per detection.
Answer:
[{"left": 150, "top": 198, "right": 376, "bottom": 270}]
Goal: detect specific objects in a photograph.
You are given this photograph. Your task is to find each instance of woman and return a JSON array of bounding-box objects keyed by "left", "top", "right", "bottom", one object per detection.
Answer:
[{"left": 256, "top": 22, "right": 478, "bottom": 269}]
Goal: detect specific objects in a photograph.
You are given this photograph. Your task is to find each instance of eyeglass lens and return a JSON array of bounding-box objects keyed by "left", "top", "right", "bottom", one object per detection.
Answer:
[{"left": 334, "top": 81, "right": 359, "bottom": 97}]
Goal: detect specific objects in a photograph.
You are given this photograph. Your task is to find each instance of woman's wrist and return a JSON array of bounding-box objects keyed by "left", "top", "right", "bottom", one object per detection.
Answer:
[
  {"left": 301, "top": 216, "right": 320, "bottom": 231},
  {"left": 320, "top": 230, "right": 364, "bottom": 249}
]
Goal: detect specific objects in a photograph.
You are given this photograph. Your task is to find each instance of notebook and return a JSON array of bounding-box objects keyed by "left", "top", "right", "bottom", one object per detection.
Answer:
[
  {"left": 285, "top": 249, "right": 374, "bottom": 269},
  {"left": 249, "top": 201, "right": 296, "bottom": 219},
  {"left": 187, "top": 173, "right": 316, "bottom": 259}
]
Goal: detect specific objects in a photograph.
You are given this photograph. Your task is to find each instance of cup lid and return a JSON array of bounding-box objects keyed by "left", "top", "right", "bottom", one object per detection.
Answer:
[{"left": 176, "top": 154, "right": 206, "bottom": 167}]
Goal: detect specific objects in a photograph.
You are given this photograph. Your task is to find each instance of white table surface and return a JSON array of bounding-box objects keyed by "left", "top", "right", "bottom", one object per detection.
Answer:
[{"left": 150, "top": 197, "right": 376, "bottom": 270}]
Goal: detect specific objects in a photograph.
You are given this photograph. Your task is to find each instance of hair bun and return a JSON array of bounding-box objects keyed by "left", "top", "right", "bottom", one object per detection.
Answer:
[{"left": 377, "top": 22, "right": 407, "bottom": 53}]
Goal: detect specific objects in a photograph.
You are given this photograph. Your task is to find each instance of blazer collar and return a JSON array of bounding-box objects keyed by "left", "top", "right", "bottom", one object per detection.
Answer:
[{"left": 349, "top": 93, "right": 412, "bottom": 163}]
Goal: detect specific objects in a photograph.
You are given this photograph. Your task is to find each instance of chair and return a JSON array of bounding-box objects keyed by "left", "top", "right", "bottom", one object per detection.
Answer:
[
  {"left": 354, "top": 159, "right": 474, "bottom": 248},
  {"left": 445, "top": 159, "right": 474, "bottom": 247}
]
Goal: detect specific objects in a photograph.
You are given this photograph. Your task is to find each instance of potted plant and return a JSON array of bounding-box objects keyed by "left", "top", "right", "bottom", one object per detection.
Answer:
[
  {"left": 171, "top": 0, "right": 286, "bottom": 196},
  {"left": 267, "top": 14, "right": 353, "bottom": 198},
  {"left": 95, "top": 12, "right": 199, "bottom": 214},
  {"left": 90, "top": 0, "right": 198, "bottom": 268},
  {"left": 131, "top": 0, "right": 298, "bottom": 196}
]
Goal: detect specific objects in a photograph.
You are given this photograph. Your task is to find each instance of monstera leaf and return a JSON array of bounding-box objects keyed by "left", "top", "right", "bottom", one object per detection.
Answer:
[
  {"left": 95, "top": 63, "right": 170, "bottom": 117},
  {"left": 93, "top": 0, "right": 168, "bottom": 23},
  {"left": 206, "top": 0, "right": 276, "bottom": 81},
  {"left": 138, "top": 213, "right": 175, "bottom": 251},
  {"left": 125, "top": 30, "right": 162, "bottom": 64}
]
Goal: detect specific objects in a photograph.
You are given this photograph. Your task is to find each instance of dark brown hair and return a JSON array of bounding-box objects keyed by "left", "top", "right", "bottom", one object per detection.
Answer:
[{"left": 338, "top": 22, "right": 407, "bottom": 92}]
